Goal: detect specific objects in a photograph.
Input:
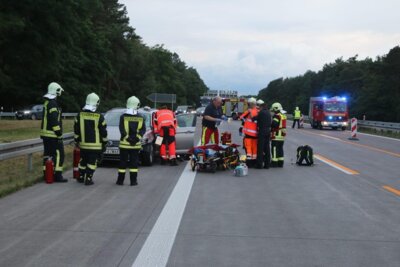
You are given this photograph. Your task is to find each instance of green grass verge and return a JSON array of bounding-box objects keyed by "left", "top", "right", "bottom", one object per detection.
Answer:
[
  {"left": 358, "top": 127, "right": 400, "bottom": 139},
  {"left": 0, "top": 119, "right": 74, "bottom": 142},
  {"left": 0, "top": 144, "right": 74, "bottom": 198}
]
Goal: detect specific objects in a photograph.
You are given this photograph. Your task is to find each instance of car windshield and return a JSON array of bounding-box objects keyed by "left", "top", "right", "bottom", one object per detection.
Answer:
[
  {"left": 104, "top": 110, "right": 151, "bottom": 128},
  {"left": 324, "top": 102, "right": 346, "bottom": 112},
  {"left": 176, "top": 106, "right": 188, "bottom": 111},
  {"left": 177, "top": 114, "right": 195, "bottom": 127}
]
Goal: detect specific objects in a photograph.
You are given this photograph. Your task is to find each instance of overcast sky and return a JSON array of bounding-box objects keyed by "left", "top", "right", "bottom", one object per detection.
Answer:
[{"left": 120, "top": 0, "right": 400, "bottom": 95}]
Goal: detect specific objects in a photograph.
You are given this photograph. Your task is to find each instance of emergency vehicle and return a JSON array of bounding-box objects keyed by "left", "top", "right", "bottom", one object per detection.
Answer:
[
  {"left": 309, "top": 96, "right": 349, "bottom": 130},
  {"left": 223, "top": 97, "right": 248, "bottom": 120}
]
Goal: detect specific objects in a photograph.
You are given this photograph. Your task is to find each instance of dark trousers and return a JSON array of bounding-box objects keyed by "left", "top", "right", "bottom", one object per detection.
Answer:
[
  {"left": 257, "top": 134, "right": 271, "bottom": 167},
  {"left": 42, "top": 137, "right": 64, "bottom": 179},
  {"left": 292, "top": 119, "right": 300, "bottom": 128},
  {"left": 79, "top": 149, "right": 100, "bottom": 179},
  {"left": 271, "top": 140, "right": 284, "bottom": 167},
  {"left": 118, "top": 148, "right": 139, "bottom": 178}
]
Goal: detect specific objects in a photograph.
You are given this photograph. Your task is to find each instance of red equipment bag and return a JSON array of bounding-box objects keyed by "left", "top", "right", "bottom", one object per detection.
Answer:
[
  {"left": 45, "top": 157, "right": 54, "bottom": 184},
  {"left": 221, "top": 131, "right": 232, "bottom": 145},
  {"left": 73, "top": 146, "right": 80, "bottom": 179}
]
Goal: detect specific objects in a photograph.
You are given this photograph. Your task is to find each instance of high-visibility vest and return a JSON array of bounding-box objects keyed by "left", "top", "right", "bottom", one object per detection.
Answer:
[
  {"left": 271, "top": 113, "right": 287, "bottom": 141},
  {"left": 154, "top": 109, "right": 176, "bottom": 132},
  {"left": 242, "top": 107, "right": 259, "bottom": 137},
  {"left": 74, "top": 111, "right": 108, "bottom": 150},
  {"left": 119, "top": 114, "right": 144, "bottom": 149},
  {"left": 294, "top": 109, "right": 301, "bottom": 119},
  {"left": 40, "top": 99, "right": 62, "bottom": 139}
]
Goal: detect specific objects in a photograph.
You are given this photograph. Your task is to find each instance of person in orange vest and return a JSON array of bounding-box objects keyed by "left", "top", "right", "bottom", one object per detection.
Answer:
[
  {"left": 239, "top": 97, "right": 259, "bottom": 167},
  {"left": 154, "top": 106, "right": 178, "bottom": 166},
  {"left": 270, "top": 102, "right": 287, "bottom": 167}
]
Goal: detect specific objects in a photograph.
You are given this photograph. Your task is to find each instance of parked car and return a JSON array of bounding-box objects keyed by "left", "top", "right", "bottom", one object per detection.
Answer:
[
  {"left": 175, "top": 105, "right": 193, "bottom": 115},
  {"left": 103, "top": 108, "right": 197, "bottom": 165},
  {"left": 196, "top": 106, "right": 205, "bottom": 116},
  {"left": 15, "top": 104, "right": 43, "bottom": 120}
]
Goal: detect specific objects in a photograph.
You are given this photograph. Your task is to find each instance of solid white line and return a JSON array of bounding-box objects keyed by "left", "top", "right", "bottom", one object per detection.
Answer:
[
  {"left": 132, "top": 160, "right": 197, "bottom": 267},
  {"left": 314, "top": 155, "right": 355, "bottom": 175}
]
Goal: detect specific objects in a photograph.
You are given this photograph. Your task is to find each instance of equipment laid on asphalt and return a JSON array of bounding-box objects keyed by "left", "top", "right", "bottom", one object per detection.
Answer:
[
  {"left": 296, "top": 145, "right": 314, "bottom": 166},
  {"left": 45, "top": 157, "right": 54, "bottom": 184},
  {"left": 221, "top": 131, "right": 232, "bottom": 145},
  {"left": 189, "top": 143, "right": 241, "bottom": 173},
  {"left": 234, "top": 163, "right": 248, "bottom": 177}
]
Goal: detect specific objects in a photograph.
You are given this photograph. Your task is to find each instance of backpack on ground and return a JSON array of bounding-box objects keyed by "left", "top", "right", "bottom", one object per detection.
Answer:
[{"left": 296, "top": 145, "right": 314, "bottom": 166}]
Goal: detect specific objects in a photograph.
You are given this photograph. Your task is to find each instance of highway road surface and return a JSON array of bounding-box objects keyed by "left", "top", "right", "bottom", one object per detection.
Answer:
[{"left": 1, "top": 120, "right": 400, "bottom": 267}]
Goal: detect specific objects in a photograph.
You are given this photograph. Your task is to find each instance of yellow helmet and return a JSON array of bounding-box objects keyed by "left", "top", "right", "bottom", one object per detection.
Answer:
[
  {"left": 127, "top": 96, "right": 140, "bottom": 109},
  {"left": 271, "top": 102, "right": 283, "bottom": 112}
]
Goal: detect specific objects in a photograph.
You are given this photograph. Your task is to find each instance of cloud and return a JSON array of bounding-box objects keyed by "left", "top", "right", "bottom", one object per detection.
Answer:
[{"left": 121, "top": 0, "right": 400, "bottom": 95}]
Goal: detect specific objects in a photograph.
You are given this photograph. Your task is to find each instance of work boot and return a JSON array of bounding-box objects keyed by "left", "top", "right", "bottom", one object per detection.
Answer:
[
  {"left": 270, "top": 161, "right": 278, "bottom": 168},
  {"left": 54, "top": 171, "right": 68, "bottom": 183},
  {"left": 130, "top": 172, "right": 138, "bottom": 186},
  {"left": 85, "top": 173, "right": 94, "bottom": 186},
  {"left": 170, "top": 158, "right": 178, "bottom": 166},
  {"left": 160, "top": 158, "right": 167, "bottom": 165},
  {"left": 277, "top": 161, "right": 284, "bottom": 168},
  {"left": 263, "top": 162, "right": 270, "bottom": 169},
  {"left": 116, "top": 173, "right": 125, "bottom": 185},
  {"left": 78, "top": 170, "right": 85, "bottom": 183}
]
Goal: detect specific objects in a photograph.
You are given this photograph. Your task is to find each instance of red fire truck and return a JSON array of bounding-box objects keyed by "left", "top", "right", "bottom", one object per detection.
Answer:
[{"left": 309, "top": 96, "right": 349, "bottom": 130}]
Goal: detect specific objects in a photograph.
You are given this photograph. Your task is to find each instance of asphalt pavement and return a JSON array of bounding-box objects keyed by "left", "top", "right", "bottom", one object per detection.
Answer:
[{"left": 1, "top": 120, "right": 400, "bottom": 267}]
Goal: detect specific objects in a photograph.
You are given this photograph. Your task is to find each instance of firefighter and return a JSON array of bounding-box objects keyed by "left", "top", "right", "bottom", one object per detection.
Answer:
[
  {"left": 256, "top": 101, "right": 271, "bottom": 169},
  {"left": 270, "top": 102, "right": 287, "bottom": 167},
  {"left": 40, "top": 82, "right": 67, "bottom": 182},
  {"left": 240, "top": 97, "right": 259, "bottom": 167},
  {"left": 256, "top": 99, "right": 264, "bottom": 110},
  {"left": 74, "top": 93, "right": 108, "bottom": 185},
  {"left": 154, "top": 105, "right": 178, "bottom": 166},
  {"left": 116, "top": 96, "right": 145, "bottom": 186},
  {"left": 201, "top": 96, "right": 224, "bottom": 145},
  {"left": 292, "top": 106, "right": 301, "bottom": 129}
]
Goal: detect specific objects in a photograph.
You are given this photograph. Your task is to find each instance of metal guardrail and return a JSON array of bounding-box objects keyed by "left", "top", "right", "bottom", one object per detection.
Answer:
[
  {"left": 0, "top": 133, "right": 74, "bottom": 171},
  {"left": 357, "top": 120, "right": 400, "bottom": 130}
]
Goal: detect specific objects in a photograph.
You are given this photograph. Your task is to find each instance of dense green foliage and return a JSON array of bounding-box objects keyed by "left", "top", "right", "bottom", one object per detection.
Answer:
[
  {"left": 0, "top": 0, "right": 208, "bottom": 112},
  {"left": 258, "top": 46, "right": 400, "bottom": 122}
]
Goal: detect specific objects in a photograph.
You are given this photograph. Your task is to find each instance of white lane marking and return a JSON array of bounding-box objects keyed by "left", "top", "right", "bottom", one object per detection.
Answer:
[
  {"left": 132, "top": 158, "right": 197, "bottom": 266},
  {"left": 355, "top": 131, "right": 400, "bottom": 142},
  {"left": 314, "top": 155, "right": 356, "bottom": 175}
]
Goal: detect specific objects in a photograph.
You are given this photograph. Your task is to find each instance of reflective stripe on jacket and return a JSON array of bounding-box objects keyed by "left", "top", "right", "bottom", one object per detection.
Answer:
[
  {"left": 242, "top": 107, "right": 259, "bottom": 137},
  {"left": 154, "top": 109, "right": 176, "bottom": 132},
  {"left": 74, "top": 111, "right": 108, "bottom": 150},
  {"left": 40, "top": 99, "right": 62, "bottom": 139},
  {"left": 294, "top": 109, "right": 301, "bottom": 119},
  {"left": 119, "top": 114, "right": 145, "bottom": 149},
  {"left": 271, "top": 113, "right": 287, "bottom": 141}
]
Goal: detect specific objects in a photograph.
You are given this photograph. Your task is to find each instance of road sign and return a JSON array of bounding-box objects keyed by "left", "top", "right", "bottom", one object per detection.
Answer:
[{"left": 146, "top": 93, "right": 177, "bottom": 109}]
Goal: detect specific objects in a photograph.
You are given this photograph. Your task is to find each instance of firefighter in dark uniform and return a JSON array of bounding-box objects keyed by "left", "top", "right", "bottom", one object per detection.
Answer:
[
  {"left": 74, "top": 93, "right": 108, "bottom": 185},
  {"left": 270, "top": 102, "right": 287, "bottom": 167},
  {"left": 255, "top": 101, "right": 272, "bottom": 169},
  {"left": 40, "top": 82, "right": 67, "bottom": 182},
  {"left": 116, "top": 96, "right": 145, "bottom": 186}
]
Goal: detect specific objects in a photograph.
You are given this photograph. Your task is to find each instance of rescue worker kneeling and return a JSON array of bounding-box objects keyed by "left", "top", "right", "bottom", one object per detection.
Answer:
[
  {"left": 74, "top": 93, "right": 108, "bottom": 185},
  {"left": 116, "top": 96, "right": 145, "bottom": 186},
  {"left": 270, "top": 102, "right": 287, "bottom": 167},
  {"left": 240, "top": 97, "right": 259, "bottom": 167},
  {"left": 154, "top": 106, "right": 178, "bottom": 166}
]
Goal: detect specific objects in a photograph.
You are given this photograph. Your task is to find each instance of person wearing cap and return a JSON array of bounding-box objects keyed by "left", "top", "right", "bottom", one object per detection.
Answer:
[
  {"left": 201, "top": 96, "right": 224, "bottom": 145},
  {"left": 240, "top": 97, "right": 259, "bottom": 167},
  {"left": 74, "top": 93, "right": 108, "bottom": 185},
  {"left": 255, "top": 100, "right": 271, "bottom": 169},
  {"left": 40, "top": 82, "right": 67, "bottom": 182},
  {"left": 116, "top": 96, "right": 145, "bottom": 186}
]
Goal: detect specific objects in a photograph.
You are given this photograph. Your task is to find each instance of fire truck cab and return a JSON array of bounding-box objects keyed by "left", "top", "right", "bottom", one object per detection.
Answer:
[{"left": 309, "top": 96, "right": 349, "bottom": 130}]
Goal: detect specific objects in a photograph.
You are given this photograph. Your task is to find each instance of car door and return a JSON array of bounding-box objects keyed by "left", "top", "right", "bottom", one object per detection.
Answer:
[{"left": 175, "top": 113, "right": 197, "bottom": 153}]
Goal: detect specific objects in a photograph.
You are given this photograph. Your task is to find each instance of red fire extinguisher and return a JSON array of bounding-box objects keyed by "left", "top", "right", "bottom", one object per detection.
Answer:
[
  {"left": 73, "top": 146, "right": 80, "bottom": 179},
  {"left": 45, "top": 157, "right": 54, "bottom": 184}
]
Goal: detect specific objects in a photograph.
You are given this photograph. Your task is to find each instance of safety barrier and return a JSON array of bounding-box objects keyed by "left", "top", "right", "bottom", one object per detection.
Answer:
[
  {"left": 348, "top": 118, "right": 359, "bottom": 140},
  {"left": 0, "top": 112, "right": 77, "bottom": 119},
  {"left": 0, "top": 133, "right": 74, "bottom": 171}
]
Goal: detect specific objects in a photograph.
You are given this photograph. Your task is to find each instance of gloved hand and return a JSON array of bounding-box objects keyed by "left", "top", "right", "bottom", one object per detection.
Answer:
[
  {"left": 221, "top": 115, "right": 228, "bottom": 121},
  {"left": 55, "top": 130, "right": 62, "bottom": 137},
  {"left": 127, "top": 136, "right": 140, "bottom": 145}
]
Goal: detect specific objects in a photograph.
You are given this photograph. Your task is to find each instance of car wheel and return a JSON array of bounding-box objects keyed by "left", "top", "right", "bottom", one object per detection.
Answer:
[
  {"left": 332, "top": 126, "right": 338, "bottom": 130},
  {"left": 141, "top": 145, "right": 154, "bottom": 166},
  {"left": 341, "top": 126, "right": 346, "bottom": 131},
  {"left": 31, "top": 114, "right": 37, "bottom": 120}
]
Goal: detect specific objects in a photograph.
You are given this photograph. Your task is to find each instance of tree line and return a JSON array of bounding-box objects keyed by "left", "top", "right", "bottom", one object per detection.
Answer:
[
  {"left": 258, "top": 46, "right": 400, "bottom": 122},
  {"left": 0, "top": 0, "right": 208, "bottom": 112}
]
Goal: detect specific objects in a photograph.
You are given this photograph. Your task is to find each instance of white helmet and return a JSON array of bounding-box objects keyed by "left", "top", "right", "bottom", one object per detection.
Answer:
[
  {"left": 83, "top": 93, "right": 100, "bottom": 112},
  {"left": 271, "top": 102, "right": 283, "bottom": 112},
  {"left": 127, "top": 96, "right": 140, "bottom": 109},
  {"left": 256, "top": 99, "right": 264, "bottom": 105},
  {"left": 44, "top": 82, "right": 64, "bottom": 99},
  {"left": 248, "top": 97, "right": 257, "bottom": 104}
]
